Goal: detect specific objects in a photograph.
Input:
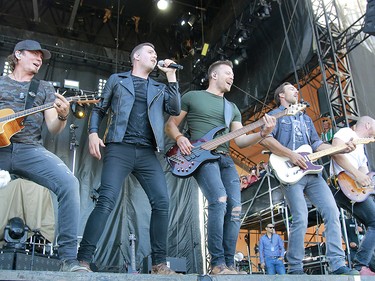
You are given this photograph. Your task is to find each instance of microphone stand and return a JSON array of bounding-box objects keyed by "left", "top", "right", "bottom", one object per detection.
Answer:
[{"left": 69, "top": 124, "right": 79, "bottom": 175}]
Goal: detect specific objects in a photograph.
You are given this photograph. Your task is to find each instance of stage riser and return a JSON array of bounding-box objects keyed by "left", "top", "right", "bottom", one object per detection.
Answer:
[{"left": 0, "top": 271, "right": 374, "bottom": 281}]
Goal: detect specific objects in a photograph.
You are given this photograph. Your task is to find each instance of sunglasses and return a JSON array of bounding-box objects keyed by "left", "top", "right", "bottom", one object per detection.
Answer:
[
  {"left": 267, "top": 226, "right": 274, "bottom": 229},
  {"left": 322, "top": 119, "right": 329, "bottom": 122}
]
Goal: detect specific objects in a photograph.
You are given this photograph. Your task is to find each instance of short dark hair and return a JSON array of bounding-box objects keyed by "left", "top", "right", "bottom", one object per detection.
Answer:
[
  {"left": 129, "top": 42, "right": 155, "bottom": 64},
  {"left": 274, "top": 82, "right": 292, "bottom": 106},
  {"left": 207, "top": 60, "right": 233, "bottom": 80}
]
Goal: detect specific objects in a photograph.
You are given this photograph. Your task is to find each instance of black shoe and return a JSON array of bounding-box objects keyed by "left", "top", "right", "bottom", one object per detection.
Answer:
[
  {"left": 331, "top": 266, "right": 359, "bottom": 275},
  {"left": 288, "top": 270, "right": 306, "bottom": 275}
]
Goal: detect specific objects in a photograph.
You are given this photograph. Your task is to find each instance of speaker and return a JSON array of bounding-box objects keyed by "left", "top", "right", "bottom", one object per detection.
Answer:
[
  {"left": 317, "top": 87, "right": 330, "bottom": 117},
  {"left": 364, "top": 0, "right": 375, "bottom": 36},
  {"left": 0, "top": 251, "right": 14, "bottom": 270},
  {"left": 15, "top": 252, "right": 60, "bottom": 271},
  {"left": 142, "top": 256, "right": 187, "bottom": 274}
]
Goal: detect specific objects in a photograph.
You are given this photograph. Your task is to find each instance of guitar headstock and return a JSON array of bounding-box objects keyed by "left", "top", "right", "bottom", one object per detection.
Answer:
[
  {"left": 354, "top": 137, "right": 375, "bottom": 145},
  {"left": 286, "top": 103, "right": 307, "bottom": 116}
]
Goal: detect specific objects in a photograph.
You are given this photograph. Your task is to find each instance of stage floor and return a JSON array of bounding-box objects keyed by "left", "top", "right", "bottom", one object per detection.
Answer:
[{"left": 0, "top": 270, "right": 373, "bottom": 281}]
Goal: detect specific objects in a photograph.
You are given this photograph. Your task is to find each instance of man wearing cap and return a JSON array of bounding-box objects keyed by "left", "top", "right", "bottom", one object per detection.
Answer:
[{"left": 0, "top": 40, "right": 88, "bottom": 272}]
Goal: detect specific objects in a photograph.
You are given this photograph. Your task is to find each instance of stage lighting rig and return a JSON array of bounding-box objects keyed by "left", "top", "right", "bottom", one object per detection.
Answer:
[{"left": 4, "top": 217, "right": 29, "bottom": 250}]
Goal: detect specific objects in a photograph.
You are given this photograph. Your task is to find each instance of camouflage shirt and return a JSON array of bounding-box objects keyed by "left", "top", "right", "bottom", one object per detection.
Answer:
[{"left": 0, "top": 75, "right": 56, "bottom": 145}]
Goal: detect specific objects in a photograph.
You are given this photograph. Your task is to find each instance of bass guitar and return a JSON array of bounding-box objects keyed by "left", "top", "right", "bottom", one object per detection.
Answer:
[
  {"left": 269, "top": 138, "right": 375, "bottom": 185},
  {"left": 166, "top": 103, "right": 306, "bottom": 177},
  {"left": 0, "top": 94, "right": 99, "bottom": 147},
  {"left": 336, "top": 171, "right": 375, "bottom": 203}
]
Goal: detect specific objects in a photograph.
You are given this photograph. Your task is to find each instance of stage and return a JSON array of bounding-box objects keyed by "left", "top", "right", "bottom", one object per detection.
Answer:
[{"left": 0, "top": 270, "right": 373, "bottom": 281}]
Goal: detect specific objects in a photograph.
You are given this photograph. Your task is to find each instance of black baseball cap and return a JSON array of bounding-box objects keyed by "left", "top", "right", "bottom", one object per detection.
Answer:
[{"left": 13, "top": 40, "right": 51, "bottom": 60}]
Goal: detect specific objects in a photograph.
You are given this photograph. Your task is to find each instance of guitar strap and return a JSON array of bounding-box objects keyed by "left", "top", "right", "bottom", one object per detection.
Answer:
[
  {"left": 23, "top": 78, "right": 40, "bottom": 123},
  {"left": 223, "top": 98, "right": 233, "bottom": 129}
]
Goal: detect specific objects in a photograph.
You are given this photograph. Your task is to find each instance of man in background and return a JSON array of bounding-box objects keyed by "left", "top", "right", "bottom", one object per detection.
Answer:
[{"left": 259, "top": 224, "right": 286, "bottom": 275}]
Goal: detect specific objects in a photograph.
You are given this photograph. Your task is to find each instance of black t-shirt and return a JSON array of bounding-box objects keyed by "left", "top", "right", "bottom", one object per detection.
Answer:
[{"left": 122, "top": 75, "right": 154, "bottom": 147}]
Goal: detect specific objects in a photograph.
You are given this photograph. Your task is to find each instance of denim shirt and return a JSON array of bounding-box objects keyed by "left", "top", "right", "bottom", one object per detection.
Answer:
[
  {"left": 269, "top": 105, "right": 323, "bottom": 151},
  {"left": 259, "top": 234, "right": 285, "bottom": 264}
]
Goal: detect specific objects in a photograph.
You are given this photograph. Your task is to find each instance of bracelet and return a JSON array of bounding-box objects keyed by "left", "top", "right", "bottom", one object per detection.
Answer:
[
  {"left": 58, "top": 114, "right": 69, "bottom": 121},
  {"left": 175, "top": 134, "right": 184, "bottom": 142}
]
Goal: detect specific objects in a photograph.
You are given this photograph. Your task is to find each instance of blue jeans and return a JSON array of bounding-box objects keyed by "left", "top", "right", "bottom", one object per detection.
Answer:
[
  {"left": 77, "top": 143, "right": 169, "bottom": 265},
  {"left": 0, "top": 143, "right": 80, "bottom": 260},
  {"left": 333, "top": 188, "right": 375, "bottom": 269},
  {"left": 281, "top": 174, "right": 346, "bottom": 272},
  {"left": 265, "top": 257, "right": 286, "bottom": 274},
  {"left": 193, "top": 154, "right": 241, "bottom": 267}
]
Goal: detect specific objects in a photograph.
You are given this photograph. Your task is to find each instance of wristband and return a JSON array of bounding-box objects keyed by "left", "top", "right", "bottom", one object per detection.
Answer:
[{"left": 58, "top": 114, "right": 68, "bottom": 121}]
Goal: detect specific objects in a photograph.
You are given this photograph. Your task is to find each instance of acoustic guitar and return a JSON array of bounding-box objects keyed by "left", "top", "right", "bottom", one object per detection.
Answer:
[{"left": 0, "top": 94, "right": 99, "bottom": 147}]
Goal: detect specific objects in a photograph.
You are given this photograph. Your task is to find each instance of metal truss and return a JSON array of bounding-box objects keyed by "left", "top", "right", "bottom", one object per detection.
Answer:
[
  {"left": 231, "top": 0, "right": 370, "bottom": 166},
  {"left": 302, "top": 0, "right": 370, "bottom": 128}
]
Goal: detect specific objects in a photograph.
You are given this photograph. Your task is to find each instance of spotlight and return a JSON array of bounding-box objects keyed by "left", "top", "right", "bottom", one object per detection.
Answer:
[
  {"left": 237, "top": 30, "right": 249, "bottom": 43},
  {"left": 187, "top": 14, "right": 196, "bottom": 27},
  {"left": 157, "top": 0, "right": 169, "bottom": 10},
  {"left": 4, "top": 217, "right": 29, "bottom": 250},
  {"left": 233, "top": 48, "right": 248, "bottom": 65},
  {"left": 234, "top": 251, "right": 244, "bottom": 262},
  {"left": 71, "top": 103, "right": 86, "bottom": 119}
]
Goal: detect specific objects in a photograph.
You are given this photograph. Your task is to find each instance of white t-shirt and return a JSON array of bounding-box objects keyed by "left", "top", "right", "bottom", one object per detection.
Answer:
[{"left": 330, "top": 127, "right": 368, "bottom": 176}]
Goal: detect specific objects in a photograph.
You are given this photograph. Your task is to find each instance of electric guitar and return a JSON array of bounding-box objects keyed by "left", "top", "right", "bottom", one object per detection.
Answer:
[
  {"left": 336, "top": 171, "right": 375, "bottom": 202},
  {"left": 0, "top": 94, "right": 99, "bottom": 148},
  {"left": 269, "top": 138, "right": 375, "bottom": 185},
  {"left": 166, "top": 103, "right": 306, "bottom": 177}
]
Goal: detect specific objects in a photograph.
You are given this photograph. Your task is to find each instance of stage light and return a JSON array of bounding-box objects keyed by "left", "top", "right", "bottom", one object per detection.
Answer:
[
  {"left": 4, "top": 217, "right": 29, "bottom": 250},
  {"left": 187, "top": 14, "right": 196, "bottom": 27},
  {"left": 234, "top": 252, "right": 244, "bottom": 262},
  {"left": 71, "top": 103, "right": 86, "bottom": 119},
  {"left": 237, "top": 30, "right": 249, "bottom": 43},
  {"left": 3, "top": 61, "right": 12, "bottom": 76},
  {"left": 98, "top": 78, "right": 107, "bottom": 94},
  {"left": 64, "top": 79, "right": 80, "bottom": 90},
  {"left": 157, "top": 0, "right": 169, "bottom": 10}
]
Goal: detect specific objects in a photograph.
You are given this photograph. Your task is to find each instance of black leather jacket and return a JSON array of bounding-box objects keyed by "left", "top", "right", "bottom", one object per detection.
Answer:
[{"left": 88, "top": 71, "right": 181, "bottom": 152}]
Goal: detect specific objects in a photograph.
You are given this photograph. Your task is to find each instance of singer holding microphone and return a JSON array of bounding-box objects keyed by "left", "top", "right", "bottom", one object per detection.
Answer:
[{"left": 77, "top": 43, "right": 181, "bottom": 274}]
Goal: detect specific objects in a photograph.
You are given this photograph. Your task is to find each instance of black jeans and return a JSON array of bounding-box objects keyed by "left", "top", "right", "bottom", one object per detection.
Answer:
[
  {"left": 77, "top": 143, "right": 170, "bottom": 265},
  {"left": 333, "top": 188, "right": 375, "bottom": 269}
]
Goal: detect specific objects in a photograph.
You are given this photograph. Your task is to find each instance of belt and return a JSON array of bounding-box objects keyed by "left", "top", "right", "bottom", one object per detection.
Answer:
[{"left": 213, "top": 150, "right": 230, "bottom": 156}]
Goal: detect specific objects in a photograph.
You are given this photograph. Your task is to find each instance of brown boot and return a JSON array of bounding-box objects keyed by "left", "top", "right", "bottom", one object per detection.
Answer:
[
  {"left": 211, "top": 264, "right": 237, "bottom": 275},
  {"left": 227, "top": 265, "right": 247, "bottom": 274},
  {"left": 152, "top": 263, "right": 179, "bottom": 275}
]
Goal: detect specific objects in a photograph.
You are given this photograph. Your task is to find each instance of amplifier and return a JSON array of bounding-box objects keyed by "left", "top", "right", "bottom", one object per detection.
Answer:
[
  {"left": 0, "top": 252, "right": 14, "bottom": 270},
  {"left": 142, "top": 256, "right": 187, "bottom": 274},
  {"left": 15, "top": 252, "right": 60, "bottom": 271}
]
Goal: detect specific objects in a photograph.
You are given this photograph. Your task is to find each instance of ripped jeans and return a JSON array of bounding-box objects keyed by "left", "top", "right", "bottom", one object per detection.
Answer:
[{"left": 193, "top": 154, "right": 241, "bottom": 267}]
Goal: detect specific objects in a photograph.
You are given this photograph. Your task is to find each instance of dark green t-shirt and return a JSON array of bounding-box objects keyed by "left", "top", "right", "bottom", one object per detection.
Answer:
[{"left": 181, "top": 90, "right": 241, "bottom": 152}]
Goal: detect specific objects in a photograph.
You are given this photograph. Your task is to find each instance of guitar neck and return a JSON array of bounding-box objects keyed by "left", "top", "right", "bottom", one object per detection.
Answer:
[
  {"left": 200, "top": 110, "right": 286, "bottom": 151},
  {"left": 308, "top": 138, "right": 375, "bottom": 162},
  {"left": 0, "top": 95, "right": 96, "bottom": 123}
]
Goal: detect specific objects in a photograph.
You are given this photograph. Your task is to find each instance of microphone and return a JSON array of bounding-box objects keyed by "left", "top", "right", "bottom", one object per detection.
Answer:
[
  {"left": 158, "top": 60, "right": 184, "bottom": 70},
  {"left": 70, "top": 124, "right": 79, "bottom": 130}
]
